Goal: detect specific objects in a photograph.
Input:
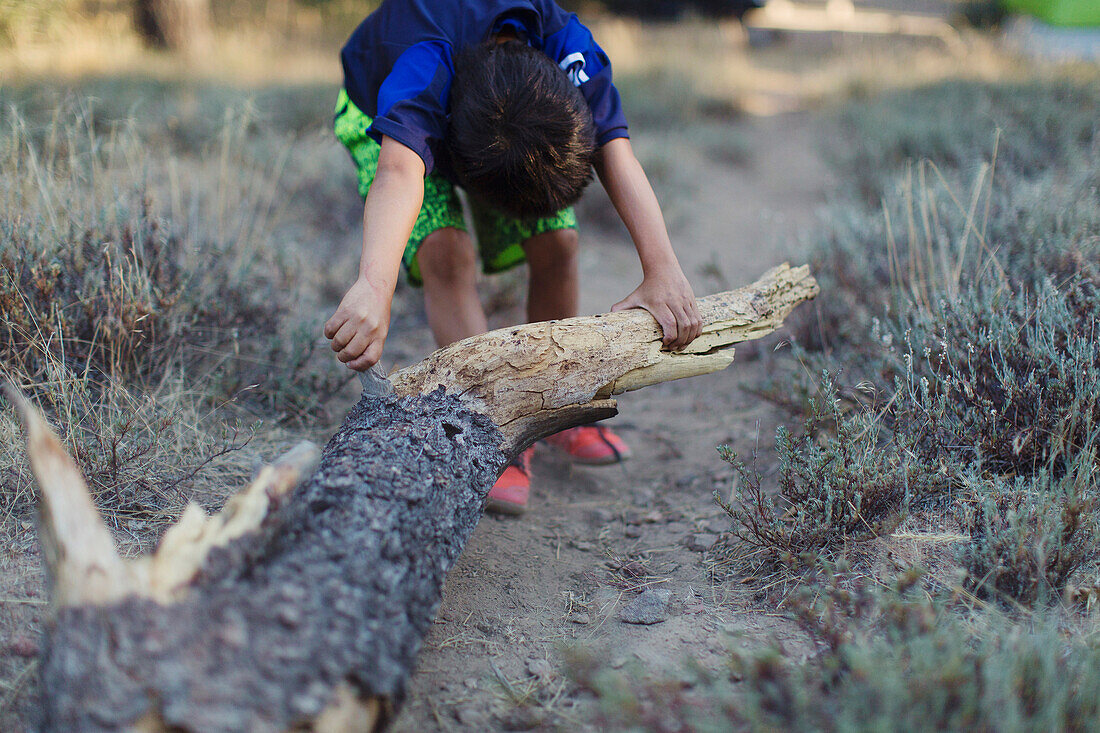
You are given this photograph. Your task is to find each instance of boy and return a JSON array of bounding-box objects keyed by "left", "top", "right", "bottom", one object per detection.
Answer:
[{"left": 325, "top": 0, "right": 702, "bottom": 514}]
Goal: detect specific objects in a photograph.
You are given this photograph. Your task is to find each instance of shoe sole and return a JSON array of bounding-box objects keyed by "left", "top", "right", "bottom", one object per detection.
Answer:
[{"left": 485, "top": 497, "right": 528, "bottom": 516}]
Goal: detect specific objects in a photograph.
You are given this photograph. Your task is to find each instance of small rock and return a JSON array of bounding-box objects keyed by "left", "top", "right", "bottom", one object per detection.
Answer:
[
  {"left": 475, "top": 619, "right": 501, "bottom": 636},
  {"left": 276, "top": 604, "right": 302, "bottom": 629},
  {"left": 665, "top": 521, "right": 691, "bottom": 535},
  {"left": 455, "top": 706, "right": 489, "bottom": 728},
  {"left": 526, "top": 658, "right": 553, "bottom": 682},
  {"left": 463, "top": 677, "right": 479, "bottom": 690},
  {"left": 685, "top": 533, "right": 719, "bottom": 552},
  {"left": 570, "top": 540, "right": 596, "bottom": 552},
  {"left": 8, "top": 636, "right": 37, "bottom": 658},
  {"left": 610, "top": 656, "right": 628, "bottom": 669},
  {"left": 618, "top": 588, "right": 671, "bottom": 625},
  {"left": 570, "top": 612, "right": 591, "bottom": 625},
  {"left": 624, "top": 525, "right": 642, "bottom": 538},
  {"left": 588, "top": 508, "right": 614, "bottom": 524}
]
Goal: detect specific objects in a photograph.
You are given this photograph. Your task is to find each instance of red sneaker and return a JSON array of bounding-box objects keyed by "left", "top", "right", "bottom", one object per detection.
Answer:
[
  {"left": 544, "top": 425, "right": 631, "bottom": 465},
  {"left": 486, "top": 448, "right": 534, "bottom": 515}
]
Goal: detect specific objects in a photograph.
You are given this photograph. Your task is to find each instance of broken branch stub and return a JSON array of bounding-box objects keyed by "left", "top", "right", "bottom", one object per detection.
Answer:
[
  {"left": 4, "top": 378, "right": 322, "bottom": 609},
  {"left": 3, "top": 384, "right": 138, "bottom": 608}
]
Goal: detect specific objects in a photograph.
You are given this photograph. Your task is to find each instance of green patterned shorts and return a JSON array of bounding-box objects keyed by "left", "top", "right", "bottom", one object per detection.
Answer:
[{"left": 333, "top": 90, "right": 577, "bottom": 286}]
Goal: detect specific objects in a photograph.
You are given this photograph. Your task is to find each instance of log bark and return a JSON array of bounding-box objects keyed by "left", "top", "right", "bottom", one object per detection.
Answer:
[{"left": 11, "top": 264, "right": 817, "bottom": 732}]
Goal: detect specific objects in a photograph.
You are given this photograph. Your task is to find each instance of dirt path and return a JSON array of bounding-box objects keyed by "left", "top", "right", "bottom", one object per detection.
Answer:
[{"left": 391, "top": 111, "right": 833, "bottom": 731}]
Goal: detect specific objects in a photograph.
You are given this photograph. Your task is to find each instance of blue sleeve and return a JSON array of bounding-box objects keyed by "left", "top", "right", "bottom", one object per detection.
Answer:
[
  {"left": 539, "top": 14, "right": 629, "bottom": 146},
  {"left": 369, "top": 40, "right": 454, "bottom": 174}
]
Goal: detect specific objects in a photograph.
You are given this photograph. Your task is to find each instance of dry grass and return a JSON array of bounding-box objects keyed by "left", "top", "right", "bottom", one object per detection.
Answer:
[{"left": 0, "top": 88, "right": 356, "bottom": 541}]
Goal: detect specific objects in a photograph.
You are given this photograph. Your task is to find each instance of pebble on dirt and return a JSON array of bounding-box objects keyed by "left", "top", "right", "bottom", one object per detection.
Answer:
[
  {"left": 685, "top": 533, "right": 720, "bottom": 552},
  {"left": 618, "top": 587, "right": 672, "bottom": 625},
  {"left": 526, "top": 658, "right": 553, "bottom": 682}
]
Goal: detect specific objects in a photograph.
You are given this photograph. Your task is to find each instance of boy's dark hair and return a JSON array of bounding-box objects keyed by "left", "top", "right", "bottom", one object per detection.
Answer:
[{"left": 447, "top": 41, "right": 597, "bottom": 219}]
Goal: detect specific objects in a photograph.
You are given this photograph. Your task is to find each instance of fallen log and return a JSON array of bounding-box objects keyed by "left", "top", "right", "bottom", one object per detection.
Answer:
[{"left": 10, "top": 263, "right": 817, "bottom": 732}]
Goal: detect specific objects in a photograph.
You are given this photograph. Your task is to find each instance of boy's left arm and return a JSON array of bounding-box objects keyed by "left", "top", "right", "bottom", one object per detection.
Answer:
[{"left": 595, "top": 137, "right": 703, "bottom": 350}]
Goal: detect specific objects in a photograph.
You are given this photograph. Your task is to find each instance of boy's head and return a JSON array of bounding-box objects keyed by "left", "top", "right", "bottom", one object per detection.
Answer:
[{"left": 447, "top": 41, "right": 597, "bottom": 219}]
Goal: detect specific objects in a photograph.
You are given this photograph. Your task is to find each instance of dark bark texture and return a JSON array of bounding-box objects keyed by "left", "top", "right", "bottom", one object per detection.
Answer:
[{"left": 39, "top": 389, "right": 506, "bottom": 732}]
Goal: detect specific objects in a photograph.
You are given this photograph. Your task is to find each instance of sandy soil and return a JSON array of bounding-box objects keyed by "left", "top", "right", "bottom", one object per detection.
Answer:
[{"left": 387, "top": 111, "right": 833, "bottom": 731}]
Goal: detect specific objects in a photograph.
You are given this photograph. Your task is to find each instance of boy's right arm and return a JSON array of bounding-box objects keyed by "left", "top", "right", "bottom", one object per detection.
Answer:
[{"left": 324, "top": 136, "right": 425, "bottom": 371}]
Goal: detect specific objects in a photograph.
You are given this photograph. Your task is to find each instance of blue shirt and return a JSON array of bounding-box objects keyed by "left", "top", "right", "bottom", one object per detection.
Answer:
[{"left": 340, "top": 0, "right": 630, "bottom": 176}]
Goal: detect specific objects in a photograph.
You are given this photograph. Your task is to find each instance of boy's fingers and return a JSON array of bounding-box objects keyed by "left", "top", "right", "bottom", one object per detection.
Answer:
[
  {"left": 676, "top": 303, "right": 702, "bottom": 347},
  {"left": 668, "top": 307, "right": 685, "bottom": 349},
  {"left": 323, "top": 311, "right": 344, "bottom": 339},
  {"left": 651, "top": 304, "right": 678, "bottom": 347},
  {"left": 330, "top": 320, "right": 358, "bottom": 352},
  {"left": 347, "top": 351, "right": 376, "bottom": 372},
  {"left": 346, "top": 339, "right": 383, "bottom": 371},
  {"left": 337, "top": 332, "right": 370, "bottom": 363}
]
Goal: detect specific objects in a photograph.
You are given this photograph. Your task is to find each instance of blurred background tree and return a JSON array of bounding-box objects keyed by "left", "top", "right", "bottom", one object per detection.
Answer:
[{"left": 133, "top": 0, "right": 212, "bottom": 54}]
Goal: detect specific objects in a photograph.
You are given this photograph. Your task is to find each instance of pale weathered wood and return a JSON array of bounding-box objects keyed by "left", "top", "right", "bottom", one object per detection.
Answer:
[
  {"left": 4, "top": 382, "right": 323, "bottom": 610},
  {"left": 391, "top": 262, "right": 819, "bottom": 450},
  {"left": 3, "top": 385, "right": 140, "bottom": 607},
  {"left": 11, "top": 263, "right": 818, "bottom": 732}
]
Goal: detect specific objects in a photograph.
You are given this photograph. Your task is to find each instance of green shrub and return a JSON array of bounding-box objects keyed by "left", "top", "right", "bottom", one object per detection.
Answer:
[
  {"left": 835, "top": 80, "right": 1100, "bottom": 202},
  {"left": 0, "top": 100, "right": 350, "bottom": 412},
  {"left": 729, "top": 573, "right": 1100, "bottom": 732},
  {"left": 801, "top": 78, "right": 1100, "bottom": 360},
  {"left": 1, "top": 102, "right": 285, "bottom": 379},
  {"left": 731, "top": 78, "right": 1100, "bottom": 610},
  {"left": 0, "top": 372, "right": 253, "bottom": 534},
  {"left": 715, "top": 378, "right": 936, "bottom": 572},
  {"left": 960, "top": 461, "right": 1100, "bottom": 605},
  {"left": 897, "top": 277, "right": 1100, "bottom": 477}
]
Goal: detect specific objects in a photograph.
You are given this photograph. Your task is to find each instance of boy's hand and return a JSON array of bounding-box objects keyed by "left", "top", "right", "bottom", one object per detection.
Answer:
[
  {"left": 595, "top": 138, "right": 703, "bottom": 350},
  {"left": 612, "top": 268, "right": 702, "bottom": 350},
  {"left": 325, "top": 135, "right": 424, "bottom": 372},
  {"left": 324, "top": 277, "right": 392, "bottom": 371}
]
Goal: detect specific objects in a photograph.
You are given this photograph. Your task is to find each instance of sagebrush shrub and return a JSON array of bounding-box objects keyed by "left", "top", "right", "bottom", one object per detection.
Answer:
[
  {"left": 728, "top": 571, "right": 1100, "bottom": 731},
  {"left": 895, "top": 276, "right": 1100, "bottom": 478},
  {"left": 960, "top": 461, "right": 1099, "bottom": 605},
  {"left": 568, "top": 570, "right": 1100, "bottom": 731},
  {"left": 739, "top": 78, "right": 1100, "bottom": 608},
  {"left": 716, "top": 378, "right": 936, "bottom": 568},
  {"left": 0, "top": 107, "right": 295, "bottom": 385},
  {"left": 835, "top": 80, "right": 1100, "bottom": 202}
]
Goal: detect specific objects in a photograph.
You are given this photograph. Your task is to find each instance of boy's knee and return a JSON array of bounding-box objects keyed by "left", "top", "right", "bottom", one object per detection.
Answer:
[
  {"left": 524, "top": 228, "right": 579, "bottom": 273},
  {"left": 418, "top": 228, "right": 478, "bottom": 285}
]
